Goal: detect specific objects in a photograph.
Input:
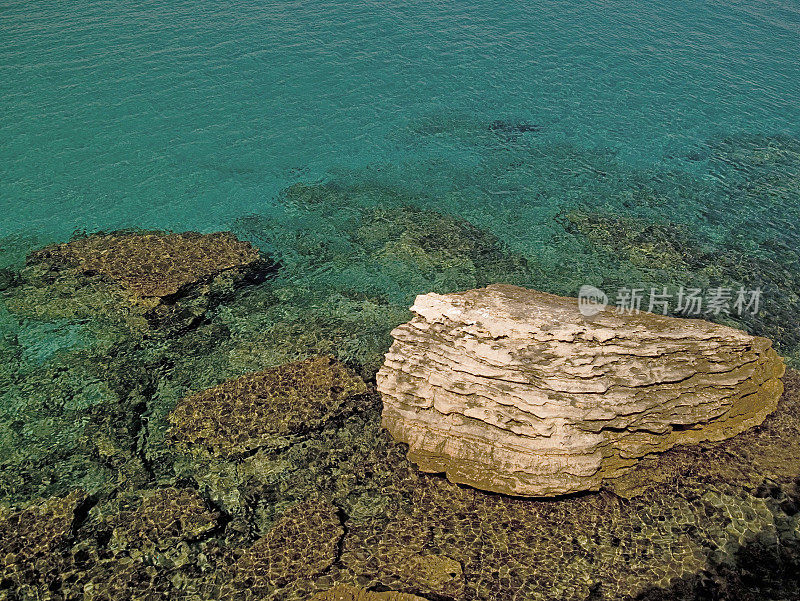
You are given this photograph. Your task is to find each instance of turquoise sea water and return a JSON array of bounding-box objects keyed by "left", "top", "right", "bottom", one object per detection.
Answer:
[
  {"left": 3, "top": 2, "right": 800, "bottom": 598},
  {"left": 4, "top": 0, "right": 800, "bottom": 357},
  {"left": 2, "top": 0, "right": 798, "bottom": 237},
  {"left": 3, "top": 0, "right": 799, "bottom": 315}
]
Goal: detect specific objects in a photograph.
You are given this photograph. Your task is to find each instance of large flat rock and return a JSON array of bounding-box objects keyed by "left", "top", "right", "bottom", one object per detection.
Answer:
[{"left": 377, "top": 284, "right": 785, "bottom": 496}]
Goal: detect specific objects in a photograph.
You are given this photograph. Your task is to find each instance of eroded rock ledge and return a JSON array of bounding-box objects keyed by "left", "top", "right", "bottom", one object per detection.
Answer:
[{"left": 377, "top": 284, "right": 785, "bottom": 497}]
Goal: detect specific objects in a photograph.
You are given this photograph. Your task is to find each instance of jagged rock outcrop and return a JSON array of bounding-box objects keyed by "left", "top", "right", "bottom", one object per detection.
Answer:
[{"left": 377, "top": 284, "right": 785, "bottom": 497}]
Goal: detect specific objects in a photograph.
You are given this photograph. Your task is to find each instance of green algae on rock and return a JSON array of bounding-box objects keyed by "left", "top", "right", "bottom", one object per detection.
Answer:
[
  {"left": 29, "top": 230, "right": 263, "bottom": 298},
  {"left": 234, "top": 183, "right": 539, "bottom": 305},
  {"left": 197, "top": 285, "right": 412, "bottom": 381},
  {"left": 225, "top": 184, "right": 540, "bottom": 380},
  {"left": 1, "top": 372, "right": 800, "bottom": 601},
  {"left": 100, "top": 487, "right": 220, "bottom": 553},
  {"left": 168, "top": 355, "right": 368, "bottom": 457},
  {"left": 556, "top": 136, "right": 800, "bottom": 366},
  {"left": 0, "top": 490, "right": 86, "bottom": 594},
  {"left": 0, "top": 487, "right": 222, "bottom": 600},
  {"left": 561, "top": 205, "right": 800, "bottom": 365},
  {"left": 0, "top": 326, "right": 153, "bottom": 504}
]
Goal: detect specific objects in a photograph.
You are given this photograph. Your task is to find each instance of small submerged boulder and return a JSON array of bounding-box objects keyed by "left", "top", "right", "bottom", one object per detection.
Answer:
[
  {"left": 377, "top": 284, "right": 785, "bottom": 497},
  {"left": 11, "top": 230, "right": 275, "bottom": 334},
  {"left": 29, "top": 230, "right": 264, "bottom": 298}
]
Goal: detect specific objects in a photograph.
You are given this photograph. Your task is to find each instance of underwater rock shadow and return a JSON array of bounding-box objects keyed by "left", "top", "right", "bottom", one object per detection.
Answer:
[{"left": 630, "top": 532, "right": 800, "bottom": 601}]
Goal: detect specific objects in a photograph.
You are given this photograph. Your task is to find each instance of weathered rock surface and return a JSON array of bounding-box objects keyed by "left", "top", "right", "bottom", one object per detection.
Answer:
[
  {"left": 11, "top": 230, "right": 275, "bottom": 334},
  {"left": 219, "top": 498, "right": 344, "bottom": 600},
  {"left": 377, "top": 284, "right": 785, "bottom": 496},
  {"left": 168, "top": 355, "right": 367, "bottom": 457},
  {"left": 29, "top": 230, "right": 263, "bottom": 298}
]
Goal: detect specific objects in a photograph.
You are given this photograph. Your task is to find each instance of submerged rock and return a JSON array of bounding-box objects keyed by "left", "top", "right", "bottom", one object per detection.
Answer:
[
  {"left": 9, "top": 230, "right": 275, "bottom": 334},
  {"left": 308, "top": 584, "right": 429, "bottom": 600},
  {"left": 168, "top": 355, "right": 367, "bottom": 457},
  {"left": 488, "top": 119, "right": 542, "bottom": 137},
  {"left": 2, "top": 373, "right": 800, "bottom": 601},
  {"left": 0, "top": 490, "right": 85, "bottom": 594},
  {"left": 217, "top": 498, "right": 344, "bottom": 600},
  {"left": 29, "top": 230, "right": 264, "bottom": 298},
  {"left": 100, "top": 487, "right": 219, "bottom": 553},
  {"left": 377, "top": 284, "right": 785, "bottom": 497}
]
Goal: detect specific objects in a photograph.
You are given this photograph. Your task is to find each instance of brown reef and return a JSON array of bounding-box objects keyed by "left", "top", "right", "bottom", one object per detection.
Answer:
[
  {"left": 9, "top": 230, "right": 274, "bottom": 334},
  {"left": 29, "top": 230, "right": 262, "bottom": 298},
  {"left": 1, "top": 370, "right": 799, "bottom": 600}
]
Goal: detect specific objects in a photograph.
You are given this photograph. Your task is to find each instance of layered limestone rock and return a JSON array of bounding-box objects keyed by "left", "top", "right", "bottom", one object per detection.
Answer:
[{"left": 377, "top": 284, "right": 785, "bottom": 497}]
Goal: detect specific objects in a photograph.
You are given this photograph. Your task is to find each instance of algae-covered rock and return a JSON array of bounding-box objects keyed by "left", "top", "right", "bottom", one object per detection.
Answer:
[
  {"left": 562, "top": 206, "right": 800, "bottom": 363},
  {"left": 218, "top": 498, "right": 344, "bottom": 600},
  {"left": 0, "top": 490, "right": 85, "bottom": 594},
  {"left": 169, "top": 387, "right": 387, "bottom": 539},
  {"left": 190, "top": 286, "right": 411, "bottom": 382},
  {"left": 29, "top": 230, "right": 263, "bottom": 298},
  {"left": 36, "top": 487, "right": 220, "bottom": 600},
  {"left": 341, "top": 517, "right": 465, "bottom": 598},
  {"left": 225, "top": 187, "right": 538, "bottom": 380},
  {"left": 308, "top": 584, "right": 429, "bottom": 601},
  {"left": 101, "top": 487, "right": 219, "bottom": 553},
  {"left": 7, "top": 230, "right": 275, "bottom": 335},
  {"left": 352, "top": 204, "right": 534, "bottom": 293},
  {"left": 168, "top": 355, "right": 367, "bottom": 456},
  {"left": 235, "top": 182, "right": 538, "bottom": 303},
  {"left": 561, "top": 210, "right": 701, "bottom": 272},
  {"left": 0, "top": 487, "right": 220, "bottom": 600},
  {"left": 0, "top": 331, "right": 153, "bottom": 503},
  {"left": 559, "top": 135, "right": 800, "bottom": 365}
]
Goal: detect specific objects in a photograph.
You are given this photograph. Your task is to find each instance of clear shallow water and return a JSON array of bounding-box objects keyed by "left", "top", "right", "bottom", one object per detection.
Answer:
[{"left": 3, "top": 1, "right": 800, "bottom": 358}]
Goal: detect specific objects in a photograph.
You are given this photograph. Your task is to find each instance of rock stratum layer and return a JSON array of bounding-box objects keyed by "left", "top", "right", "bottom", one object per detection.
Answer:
[{"left": 377, "top": 284, "right": 785, "bottom": 497}]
